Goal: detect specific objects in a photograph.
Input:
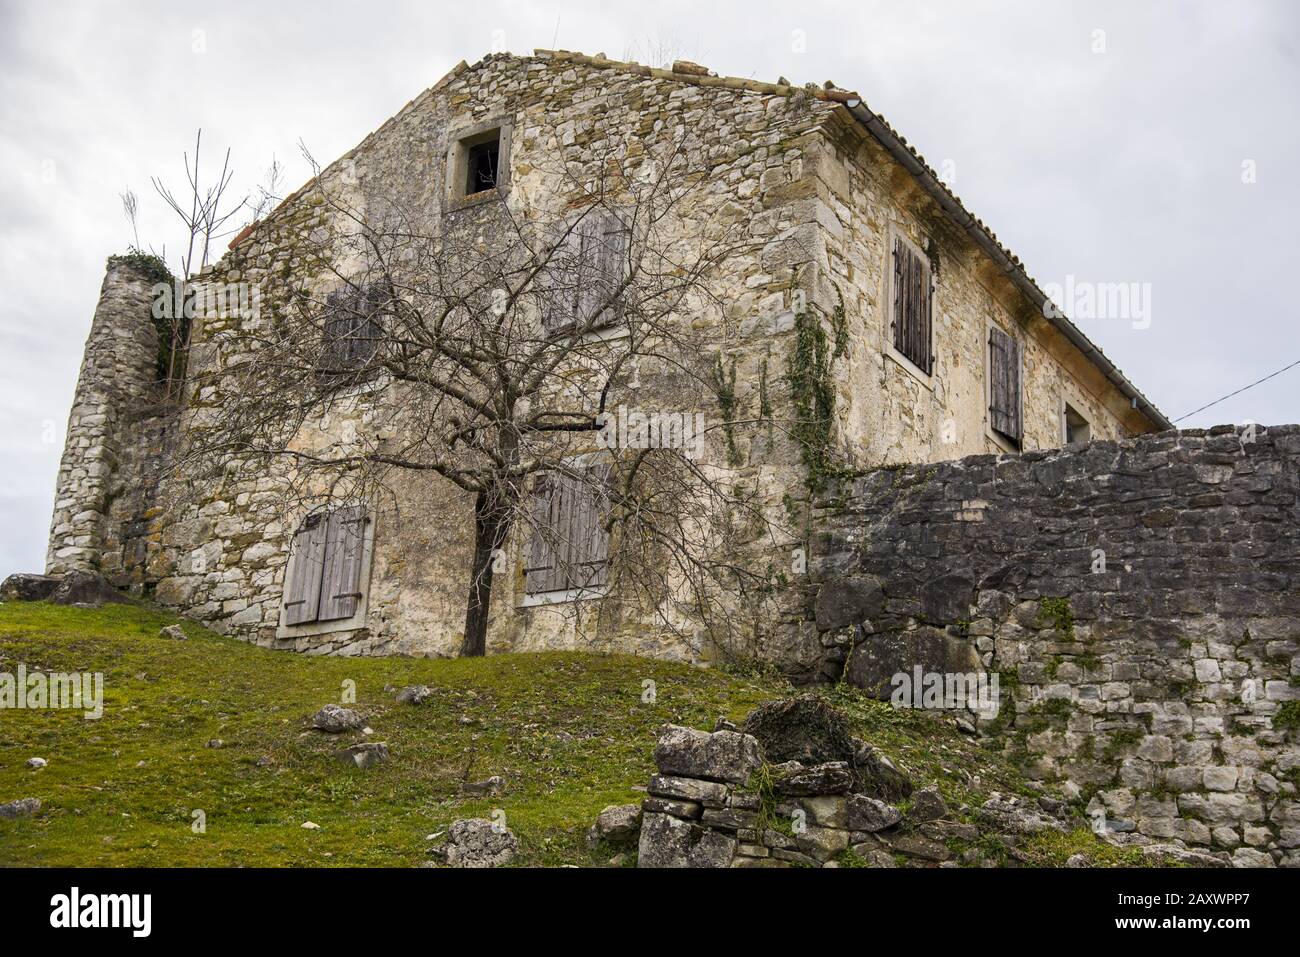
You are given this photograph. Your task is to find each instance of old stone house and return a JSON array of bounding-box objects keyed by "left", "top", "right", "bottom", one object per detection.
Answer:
[{"left": 47, "top": 49, "right": 1169, "bottom": 665}]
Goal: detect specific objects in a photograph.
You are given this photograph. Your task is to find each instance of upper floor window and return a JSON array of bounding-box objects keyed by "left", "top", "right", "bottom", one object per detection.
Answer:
[
  {"left": 522, "top": 463, "right": 611, "bottom": 600},
  {"left": 987, "top": 324, "right": 1023, "bottom": 448},
  {"left": 282, "top": 503, "right": 371, "bottom": 629},
  {"left": 889, "top": 233, "right": 935, "bottom": 377},
  {"left": 1063, "top": 401, "right": 1091, "bottom": 444},
  {"left": 317, "top": 283, "right": 387, "bottom": 383},
  {"left": 540, "top": 209, "right": 630, "bottom": 334},
  {"left": 446, "top": 119, "right": 513, "bottom": 209}
]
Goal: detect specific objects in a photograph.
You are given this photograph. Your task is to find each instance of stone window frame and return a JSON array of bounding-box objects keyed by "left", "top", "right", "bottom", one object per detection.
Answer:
[
  {"left": 1059, "top": 383, "right": 1094, "bottom": 446},
  {"left": 983, "top": 316, "right": 1024, "bottom": 454},
  {"left": 276, "top": 500, "right": 377, "bottom": 640},
  {"left": 444, "top": 117, "right": 513, "bottom": 212},
  {"left": 882, "top": 223, "right": 937, "bottom": 392},
  {"left": 518, "top": 451, "right": 611, "bottom": 608}
]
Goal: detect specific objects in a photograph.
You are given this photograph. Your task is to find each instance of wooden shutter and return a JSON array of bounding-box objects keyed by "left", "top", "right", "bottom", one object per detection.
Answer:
[
  {"left": 348, "top": 284, "right": 385, "bottom": 367},
  {"left": 892, "top": 237, "right": 933, "bottom": 375},
  {"left": 988, "top": 326, "right": 1022, "bottom": 444},
  {"left": 578, "top": 212, "right": 629, "bottom": 328},
  {"left": 524, "top": 475, "right": 562, "bottom": 594},
  {"left": 538, "top": 219, "right": 582, "bottom": 333},
  {"left": 524, "top": 465, "right": 612, "bottom": 594},
  {"left": 319, "top": 290, "right": 350, "bottom": 374},
  {"left": 284, "top": 514, "right": 328, "bottom": 625},
  {"left": 318, "top": 504, "right": 368, "bottom": 621},
  {"left": 569, "top": 463, "right": 611, "bottom": 588}
]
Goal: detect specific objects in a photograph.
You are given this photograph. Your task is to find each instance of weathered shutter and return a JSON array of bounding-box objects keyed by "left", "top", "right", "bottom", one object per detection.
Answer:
[
  {"left": 988, "top": 326, "right": 1022, "bottom": 443},
  {"left": 573, "top": 214, "right": 606, "bottom": 327},
  {"left": 1006, "top": 334, "right": 1022, "bottom": 442},
  {"left": 571, "top": 463, "right": 612, "bottom": 588},
  {"left": 320, "top": 290, "right": 350, "bottom": 374},
  {"left": 539, "top": 221, "right": 581, "bottom": 333},
  {"left": 318, "top": 504, "right": 368, "bottom": 621},
  {"left": 587, "top": 213, "right": 630, "bottom": 328},
  {"left": 919, "top": 253, "right": 933, "bottom": 375},
  {"left": 284, "top": 514, "right": 327, "bottom": 625},
  {"left": 524, "top": 465, "right": 612, "bottom": 594},
  {"left": 524, "top": 475, "right": 562, "bottom": 593},
  {"left": 892, "top": 237, "right": 933, "bottom": 375}
]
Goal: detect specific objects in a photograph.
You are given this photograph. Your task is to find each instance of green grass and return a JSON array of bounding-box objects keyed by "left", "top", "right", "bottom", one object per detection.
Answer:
[
  {"left": 0, "top": 601, "right": 780, "bottom": 867},
  {"left": 0, "top": 601, "right": 1129, "bottom": 868}
]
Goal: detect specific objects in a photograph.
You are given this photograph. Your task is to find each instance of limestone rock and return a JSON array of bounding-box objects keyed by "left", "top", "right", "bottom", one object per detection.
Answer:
[
  {"left": 586, "top": 803, "right": 642, "bottom": 848},
  {"left": 637, "top": 812, "right": 736, "bottom": 868},
  {"left": 908, "top": 785, "right": 949, "bottom": 822},
  {"left": 845, "top": 625, "right": 982, "bottom": 699},
  {"left": 977, "top": 795, "right": 1066, "bottom": 835},
  {"left": 1140, "top": 844, "right": 1228, "bottom": 868},
  {"left": 813, "top": 575, "right": 885, "bottom": 630},
  {"left": 396, "top": 685, "right": 433, "bottom": 705},
  {"left": 311, "top": 704, "right": 363, "bottom": 733},
  {"left": 443, "top": 818, "right": 519, "bottom": 868},
  {"left": 648, "top": 774, "right": 729, "bottom": 806},
  {"left": 852, "top": 743, "right": 913, "bottom": 802},
  {"left": 0, "top": 798, "right": 41, "bottom": 819},
  {"left": 26, "top": 757, "right": 48, "bottom": 769},
  {"left": 462, "top": 775, "right": 505, "bottom": 796},
  {"left": 337, "top": 742, "right": 390, "bottom": 769},
  {"left": 847, "top": 794, "right": 903, "bottom": 832},
  {"left": 773, "top": 761, "right": 853, "bottom": 796},
  {"left": 49, "top": 570, "right": 129, "bottom": 608},
  {"left": 0, "top": 574, "right": 61, "bottom": 602},
  {"left": 159, "top": 624, "right": 187, "bottom": 640},
  {"left": 653, "top": 725, "right": 761, "bottom": 785}
]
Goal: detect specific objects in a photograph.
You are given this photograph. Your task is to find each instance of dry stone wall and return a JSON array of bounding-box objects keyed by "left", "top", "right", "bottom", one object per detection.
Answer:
[{"left": 808, "top": 426, "right": 1300, "bottom": 865}]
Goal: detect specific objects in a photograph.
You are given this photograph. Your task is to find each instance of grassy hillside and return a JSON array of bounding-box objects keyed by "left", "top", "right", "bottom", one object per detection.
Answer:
[{"left": 0, "top": 601, "right": 1134, "bottom": 867}]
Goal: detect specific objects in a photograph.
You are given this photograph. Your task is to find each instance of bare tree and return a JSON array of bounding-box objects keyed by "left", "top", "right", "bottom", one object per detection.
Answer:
[
  {"left": 122, "top": 129, "right": 268, "bottom": 397},
  {"left": 176, "top": 138, "right": 795, "bottom": 657}
]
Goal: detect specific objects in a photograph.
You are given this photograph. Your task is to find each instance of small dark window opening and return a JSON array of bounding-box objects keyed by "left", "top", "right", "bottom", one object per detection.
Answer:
[
  {"left": 466, "top": 138, "right": 500, "bottom": 194},
  {"left": 1064, "top": 403, "right": 1091, "bottom": 444}
]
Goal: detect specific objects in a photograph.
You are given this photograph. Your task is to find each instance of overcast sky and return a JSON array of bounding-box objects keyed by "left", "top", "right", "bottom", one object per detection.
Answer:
[{"left": 1, "top": 0, "right": 1297, "bottom": 578}]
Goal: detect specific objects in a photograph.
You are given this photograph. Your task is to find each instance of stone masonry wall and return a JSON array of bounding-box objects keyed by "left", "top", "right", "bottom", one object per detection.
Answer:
[
  {"left": 49, "top": 51, "right": 1163, "bottom": 668},
  {"left": 808, "top": 425, "right": 1300, "bottom": 865},
  {"left": 46, "top": 258, "right": 168, "bottom": 576}
]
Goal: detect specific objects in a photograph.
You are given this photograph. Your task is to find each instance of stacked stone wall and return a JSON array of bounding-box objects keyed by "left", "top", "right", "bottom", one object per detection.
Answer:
[{"left": 809, "top": 426, "right": 1300, "bottom": 864}]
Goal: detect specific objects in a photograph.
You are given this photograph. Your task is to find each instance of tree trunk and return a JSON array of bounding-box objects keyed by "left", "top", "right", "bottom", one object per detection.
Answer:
[{"left": 460, "top": 490, "right": 511, "bottom": 657}]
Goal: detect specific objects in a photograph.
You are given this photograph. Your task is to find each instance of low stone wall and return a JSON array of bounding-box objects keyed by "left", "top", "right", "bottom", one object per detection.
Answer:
[
  {"left": 808, "top": 426, "right": 1300, "bottom": 866},
  {"left": 627, "top": 696, "right": 1227, "bottom": 868}
]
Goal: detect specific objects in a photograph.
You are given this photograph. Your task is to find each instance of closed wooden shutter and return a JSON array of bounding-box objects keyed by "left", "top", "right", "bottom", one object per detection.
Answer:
[
  {"left": 524, "top": 465, "right": 612, "bottom": 594},
  {"left": 318, "top": 285, "right": 385, "bottom": 377},
  {"left": 524, "top": 475, "right": 563, "bottom": 593},
  {"left": 542, "top": 211, "right": 628, "bottom": 333},
  {"left": 570, "top": 463, "right": 611, "bottom": 588},
  {"left": 892, "top": 236, "right": 934, "bottom": 375},
  {"left": 988, "top": 326, "right": 1022, "bottom": 444},
  {"left": 318, "top": 504, "right": 368, "bottom": 621},
  {"left": 577, "top": 213, "right": 629, "bottom": 329},
  {"left": 284, "top": 514, "right": 328, "bottom": 625},
  {"left": 320, "top": 290, "right": 350, "bottom": 373},
  {"left": 348, "top": 284, "right": 386, "bottom": 367}
]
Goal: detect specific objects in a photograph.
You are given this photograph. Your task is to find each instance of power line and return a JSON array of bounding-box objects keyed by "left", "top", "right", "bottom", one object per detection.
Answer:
[{"left": 1173, "top": 357, "right": 1300, "bottom": 422}]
